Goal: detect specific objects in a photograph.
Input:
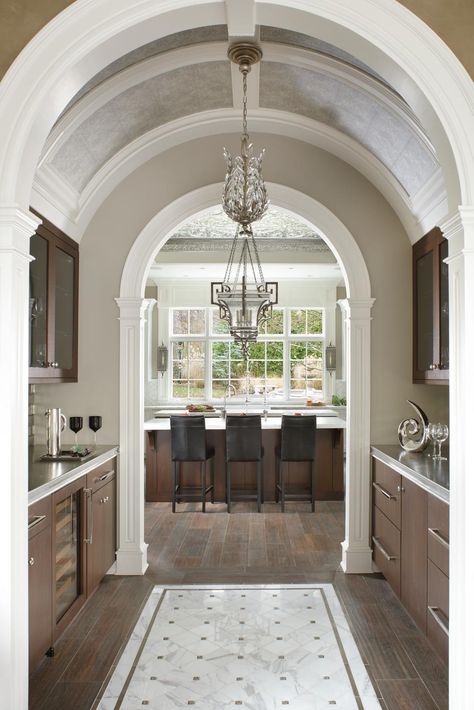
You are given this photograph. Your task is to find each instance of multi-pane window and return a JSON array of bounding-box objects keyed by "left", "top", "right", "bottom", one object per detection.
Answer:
[
  {"left": 169, "top": 306, "right": 325, "bottom": 400},
  {"left": 171, "top": 340, "right": 205, "bottom": 399}
]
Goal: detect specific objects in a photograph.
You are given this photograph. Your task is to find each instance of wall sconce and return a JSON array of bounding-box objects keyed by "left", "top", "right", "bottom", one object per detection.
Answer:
[
  {"left": 157, "top": 343, "right": 168, "bottom": 376},
  {"left": 325, "top": 343, "right": 337, "bottom": 374}
]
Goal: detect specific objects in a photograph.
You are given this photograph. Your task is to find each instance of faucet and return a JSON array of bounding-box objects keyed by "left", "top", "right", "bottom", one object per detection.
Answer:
[{"left": 223, "top": 383, "right": 237, "bottom": 417}]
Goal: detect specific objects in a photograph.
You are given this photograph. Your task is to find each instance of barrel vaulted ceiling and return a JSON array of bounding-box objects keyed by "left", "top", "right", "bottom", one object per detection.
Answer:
[{"left": 34, "top": 24, "right": 444, "bottom": 240}]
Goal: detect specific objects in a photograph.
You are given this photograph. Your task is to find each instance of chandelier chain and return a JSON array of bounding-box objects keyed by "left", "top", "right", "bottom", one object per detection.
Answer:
[{"left": 242, "top": 68, "right": 249, "bottom": 141}]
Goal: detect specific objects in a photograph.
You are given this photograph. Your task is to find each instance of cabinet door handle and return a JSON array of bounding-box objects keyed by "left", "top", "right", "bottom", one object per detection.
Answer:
[
  {"left": 83, "top": 488, "right": 93, "bottom": 544},
  {"left": 28, "top": 514, "right": 46, "bottom": 530},
  {"left": 428, "top": 606, "right": 449, "bottom": 636},
  {"left": 372, "top": 481, "right": 396, "bottom": 500},
  {"left": 428, "top": 527, "right": 449, "bottom": 549},
  {"left": 94, "top": 470, "right": 114, "bottom": 484},
  {"left": 28, "top": 557, "right": 35, "bottom": 566},
  {"left": 372, "top": 536, "right": 397, "bottom": 561}
]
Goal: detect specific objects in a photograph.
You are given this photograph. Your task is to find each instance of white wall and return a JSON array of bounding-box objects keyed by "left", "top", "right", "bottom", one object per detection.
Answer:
[{"left": 34, "top": 133, "right": 449, "bottom": 446}]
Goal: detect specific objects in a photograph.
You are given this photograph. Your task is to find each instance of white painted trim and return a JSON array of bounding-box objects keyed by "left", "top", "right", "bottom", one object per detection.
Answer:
[
  {"left": 225, "top": 0, "right": 256, "bottom": 37},
  {"left": 411, "top": 168, "right": 449, "bottom": 241},
  {"left": 439, "top": 208, "right": 474, "bottom": 708},
  {"left": 119, "top": 183, "right": 373, "bottom": 581},
  {"left": 340, "top": 298, "right": 375, "bottom": 573},
  {"left": 115, "top": 297, "right": 149, "bottom": 576},
  {"left": 0, "top": 208, "right": 40, "bottom": 710},
  {"left": 31, "top": 163, "right": 80, "bottom": 238}
]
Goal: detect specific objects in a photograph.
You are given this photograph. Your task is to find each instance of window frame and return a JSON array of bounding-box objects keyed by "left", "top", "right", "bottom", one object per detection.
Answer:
[{"left": 168, "top": 305, "right": 326, "bottom": 402}]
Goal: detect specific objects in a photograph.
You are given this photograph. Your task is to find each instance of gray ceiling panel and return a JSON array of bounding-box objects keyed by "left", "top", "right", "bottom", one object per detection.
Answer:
[{"left": 52, "top": 61, "right": 232, "bottom": 191}]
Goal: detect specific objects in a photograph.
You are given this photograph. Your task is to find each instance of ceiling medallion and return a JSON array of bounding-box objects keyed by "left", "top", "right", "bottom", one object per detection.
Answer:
[{"left": 211, "top": 43, "right": 278, "bottom": 359}]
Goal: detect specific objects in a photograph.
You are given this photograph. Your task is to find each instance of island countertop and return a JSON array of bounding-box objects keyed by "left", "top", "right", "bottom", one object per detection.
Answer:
[
  {"left": 144, "top": 414, "right": 346, "bottom": 431},
  {"left": 29, "top": 445, "right": 118, "bottom": 504},
  {"left": 371, "top": 444, "right": 449, "bottom": 503}
]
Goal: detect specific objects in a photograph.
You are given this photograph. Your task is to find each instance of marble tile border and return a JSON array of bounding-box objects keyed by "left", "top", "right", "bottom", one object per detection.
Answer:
[{"left": 96, "top": 584, "right": 380, "bottom": 709}]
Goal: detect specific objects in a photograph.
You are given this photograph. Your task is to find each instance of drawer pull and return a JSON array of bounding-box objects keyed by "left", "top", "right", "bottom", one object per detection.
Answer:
[
  {"left": 28, "top": 514, "right": 46, "bottom": 530},
  {"left": 372, "top": 536, "right": 397, "bottom": 561},
  {"left": 372, "top": 482, "right": 396, "bottom": 500},
  {"left": 28, "top": 557, "right": 35, "bottom": 566},
  {"left": 428, "top": 527, "right": 449, "bottom": 549},
  {"left": 83, "top": 488, "right": 93, "bottom": 544},
  {"left": 428, "top": 606, "right": 449, "bottom": 636},
  {"left": 94, "top": 470, "right": 114, "bottom": 484}
]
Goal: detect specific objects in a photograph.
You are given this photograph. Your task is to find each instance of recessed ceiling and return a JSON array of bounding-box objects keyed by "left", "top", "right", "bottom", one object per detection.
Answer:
[
  {"left": 149, "top": 206, "right": 343, "bottom": 283},
  {"left": 163, "top": 205, "right": 331, "bottom": 253}
]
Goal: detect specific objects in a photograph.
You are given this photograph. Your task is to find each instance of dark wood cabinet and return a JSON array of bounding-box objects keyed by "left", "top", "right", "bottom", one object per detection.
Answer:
[
  {"left": 413, "top": 227, "right": 449, "bottom": 384},
  {"left": 86, "top": 461, "right": 116, "bottom": 596},
  {"left": 29, "top": 212, "right": 79, "bottom": 383},
  {"left": 427, "top": 495, "right": 449, "bottom": 664},
  {"left": 29, "top": 457, "right": 118, "bottom": 672},
  {"left": 28, "top": 497, "right": 53, "bottom": 669},
  {"left": 371, "top": 455, "right": 449, "bottom": 665},
  {"left": 400, "top": 478, "right": 428, "bottom": 633}
]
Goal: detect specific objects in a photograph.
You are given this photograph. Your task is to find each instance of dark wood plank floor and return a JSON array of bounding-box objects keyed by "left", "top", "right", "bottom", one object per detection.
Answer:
[{"left": 29, "top": 501, "right": 448, "bottom": 710}]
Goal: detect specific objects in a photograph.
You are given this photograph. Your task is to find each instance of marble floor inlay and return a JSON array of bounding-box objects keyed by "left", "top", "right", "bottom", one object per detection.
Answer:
[{"left": 97, "top": 584, "right": 381, "bottom": 710}]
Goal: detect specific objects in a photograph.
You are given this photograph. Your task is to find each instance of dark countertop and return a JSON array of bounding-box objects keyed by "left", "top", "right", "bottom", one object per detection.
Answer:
[
  {"left": 29, "top": 445, "right": 118, "bottom": 504},
  {"left": 371, "top": 444, "right": 449, "bottom": 503}
]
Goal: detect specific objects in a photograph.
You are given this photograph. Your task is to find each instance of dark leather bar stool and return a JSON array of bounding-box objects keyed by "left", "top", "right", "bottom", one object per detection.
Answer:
[
  {"left": 170, "top": 415, "right": 215, "bottom": 512},
  {"left": 225, "top": 415, "right": 263, "bottom": 513},
  {"left": 275, "top": 415, "right": 317, "bottom": 512}
]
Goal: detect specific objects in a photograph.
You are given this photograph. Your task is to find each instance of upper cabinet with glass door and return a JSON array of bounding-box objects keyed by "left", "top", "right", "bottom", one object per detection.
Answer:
[
  {"left": 29, "top": 212, "right": 79, "bottom": 383},
  {"left": 413, "top": 227, "right": 449, "bottom": 384}
]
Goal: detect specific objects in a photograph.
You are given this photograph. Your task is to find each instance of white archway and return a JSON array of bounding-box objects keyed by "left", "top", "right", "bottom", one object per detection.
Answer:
[
  {"left": 1, "top": 2, "right": 473, "bottom": 708},
  {"left": 117, "top": 182, "right": 374, "bottom": 578}
]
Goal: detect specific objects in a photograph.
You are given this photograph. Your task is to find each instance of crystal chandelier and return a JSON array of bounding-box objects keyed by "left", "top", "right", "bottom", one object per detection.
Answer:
[{"left": 211, "top": 43, "right": 278, "bottom": 359}]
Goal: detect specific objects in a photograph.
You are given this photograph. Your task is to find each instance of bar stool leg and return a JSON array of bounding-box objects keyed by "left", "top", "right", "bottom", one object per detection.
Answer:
[
  {"left": 226, "top": 462, "right": 231, "bottom": 513},
  {"left": 257, "top": 461, "right": 262, "bottom": 513},
  {"left": 210, "top": 456, "right": 215, "bottom": 503},
  {"left": 201, "top": 461, "right": 206, "bottom": 513},
  {"left": 311, "top": 459, "right": 316, "bottom": 512},
  {"left": 172, "top": 461, "right": 178, "bottom": 513},
  {"left": 280, "top": 459, "right": 285, "bottom": 513},
  {"left": 275, "top": 454, "right": 280, "bottom": 503}
]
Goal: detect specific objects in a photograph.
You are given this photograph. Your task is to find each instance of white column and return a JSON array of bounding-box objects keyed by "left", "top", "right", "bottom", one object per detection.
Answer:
[
  {"left": 440, "top": 208, "right": 474, "bottom": 709},
  {"left": 340, "top": 297, "right": 375, "bottom": 573},
  {"left": 0, "top": 207, "right": 40, "bottom": 710},
  {"left": 115, "top": 297, "right": 148, "bottom": 575}
]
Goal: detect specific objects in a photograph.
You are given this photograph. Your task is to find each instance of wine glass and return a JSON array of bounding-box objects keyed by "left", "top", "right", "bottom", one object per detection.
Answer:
[
  {"left": 89, "top": 416, "right": 102, "bottom": 448},
  {"left": 69, "top": 416, "right": 83, "bottom": 449},
  {"left": 426, "top": 422, "right": 437, "bottom": 457},
  {"left": 433, "top": 423, "right": 448, "bottom": 461}
]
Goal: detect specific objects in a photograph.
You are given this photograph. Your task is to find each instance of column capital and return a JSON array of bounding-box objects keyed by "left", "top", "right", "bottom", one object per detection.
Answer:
[
  {"left": 345, "top": 297, "right": 376, "bottom": 319},
  {"left": 0, "top": 206, "right": 40, "bottom": 255},
  {"left": 440, "top": 206, "right": 474, "bottom": 254},
  {"left": 115, "top": 296, "right": 148, "bottom": 319}
]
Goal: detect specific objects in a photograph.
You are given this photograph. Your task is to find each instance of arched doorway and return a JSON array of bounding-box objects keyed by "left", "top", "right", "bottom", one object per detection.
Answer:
[
  {"left": 1, "top": 3, "right": 472, "bottom": 708},
  {"left": 117, "top": 183, "right": 373, "bottom": 579}
]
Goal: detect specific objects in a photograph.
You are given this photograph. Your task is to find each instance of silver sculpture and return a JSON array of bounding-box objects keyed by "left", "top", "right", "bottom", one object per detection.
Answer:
[{"left": 398, "top": 400, "right": 430, "bottom": 452}]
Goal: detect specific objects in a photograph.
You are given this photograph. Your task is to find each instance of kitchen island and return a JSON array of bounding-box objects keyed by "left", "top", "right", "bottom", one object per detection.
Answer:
[{"left": 144, "top": 412, "right": 346, "bottom": 502}]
